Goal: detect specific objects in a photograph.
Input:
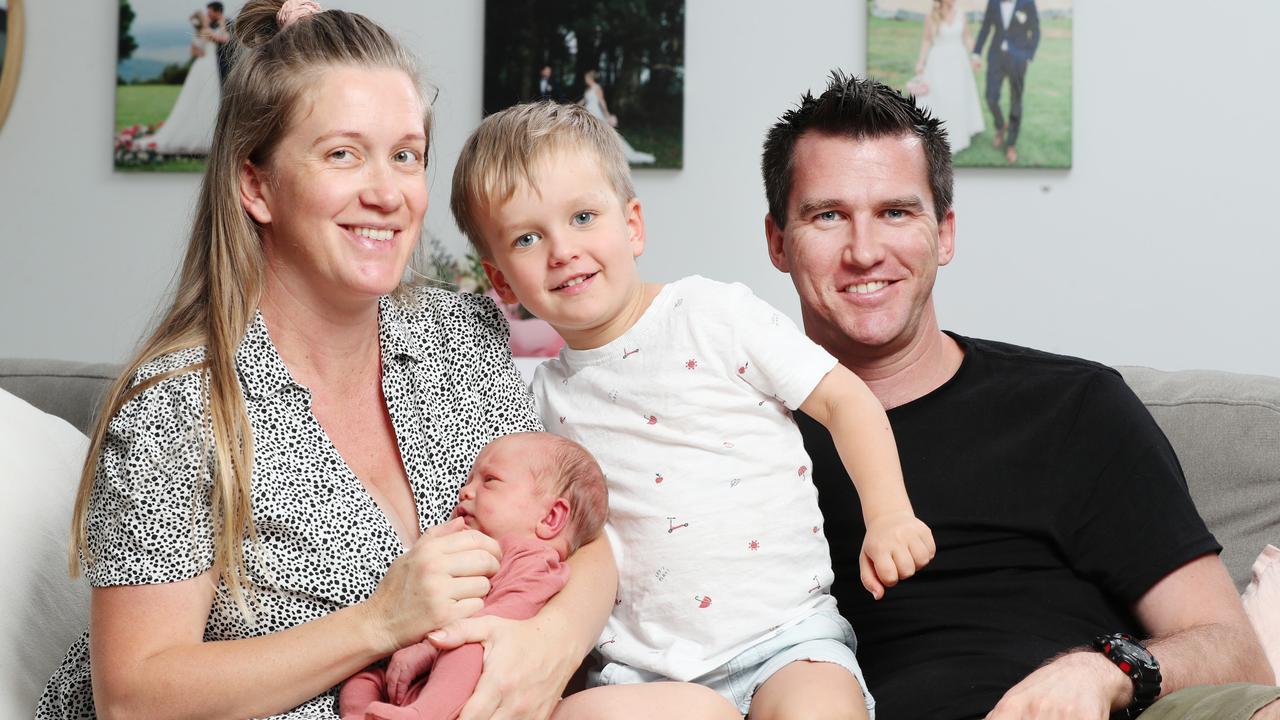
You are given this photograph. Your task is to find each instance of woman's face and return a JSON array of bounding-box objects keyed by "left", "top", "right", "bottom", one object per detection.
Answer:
[{"left": 245, "top": 66, "right": 429, "bottom": 310}]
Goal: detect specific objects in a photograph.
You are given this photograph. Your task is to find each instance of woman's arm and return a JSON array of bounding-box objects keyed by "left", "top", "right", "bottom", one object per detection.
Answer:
[
  {"left": 431, "top": 533, "right": 618, "bottom": 720},
  {"left": 91, "top": 519, "right": 500, "bottom": 720},
  {"left": 915, "top": 16, "right": 937, "bottom": 75}
]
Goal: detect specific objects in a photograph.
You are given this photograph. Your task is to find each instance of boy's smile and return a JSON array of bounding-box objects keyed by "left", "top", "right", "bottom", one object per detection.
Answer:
[{"left": 478, "top": 148, "right": 653, "bottom": 350}]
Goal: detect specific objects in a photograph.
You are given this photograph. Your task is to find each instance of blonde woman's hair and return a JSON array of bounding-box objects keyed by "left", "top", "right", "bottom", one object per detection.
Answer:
[
  {"left": 69, "top": 0, "right": 431, "bottom": 615},
  {"left": 450, "top": 101, "right": 635, "bottom": 255}
]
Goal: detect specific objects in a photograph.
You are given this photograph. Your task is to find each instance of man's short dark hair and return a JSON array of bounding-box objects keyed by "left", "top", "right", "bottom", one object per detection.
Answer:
[
  {"left": 207, "top": 2, "right": 225, "bottom": 13},
  {"left": 762, "top": 70, "right": 953, "bottom": 226}
]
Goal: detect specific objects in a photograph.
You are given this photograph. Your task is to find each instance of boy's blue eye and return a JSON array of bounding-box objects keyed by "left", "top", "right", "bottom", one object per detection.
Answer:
[
  {"left": 514, "top": 233, "right": 542, "bottom": 249},
  {"left": 572, "top": 211, "right": 595, "bottom": 226}
]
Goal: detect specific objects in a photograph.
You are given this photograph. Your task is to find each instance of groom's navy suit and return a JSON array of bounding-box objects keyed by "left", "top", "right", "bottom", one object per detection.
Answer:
[{"left": 973, "top": 0, "right": 1040, "bottom": 149}]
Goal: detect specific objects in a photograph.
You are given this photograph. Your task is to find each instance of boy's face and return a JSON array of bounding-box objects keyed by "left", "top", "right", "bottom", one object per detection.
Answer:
[
  {"left": 454, "top": 435, "right": 556, "bottom": 540},
  {"left": 478, "top": 148, "right": 646, "bottom": 349}
]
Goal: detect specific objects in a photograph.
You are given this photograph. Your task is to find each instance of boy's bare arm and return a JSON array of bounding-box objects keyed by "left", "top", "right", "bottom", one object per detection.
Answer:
[{"left": 799, "top": 364, "right": 936, "bottom": 598}]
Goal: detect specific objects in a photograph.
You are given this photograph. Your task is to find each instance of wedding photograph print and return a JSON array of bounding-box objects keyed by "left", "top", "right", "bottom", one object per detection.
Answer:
[
  {"left": 484, "top": 0, "right": 685, "bottom": 169},
  {"left": 114, "top": 0, "right": 243, "bottom": 172},
  {"left": 868, "top": 0, "right": 1072, "bottom": 168}
]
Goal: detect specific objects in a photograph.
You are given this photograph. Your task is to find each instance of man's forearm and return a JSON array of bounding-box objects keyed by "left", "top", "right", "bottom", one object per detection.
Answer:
[{"left": 1149, "top": 621, "right": 1273, "bottom": 697}]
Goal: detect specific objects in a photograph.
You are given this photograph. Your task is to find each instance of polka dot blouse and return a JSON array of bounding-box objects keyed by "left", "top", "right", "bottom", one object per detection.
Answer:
[{"left": 37, "top": 288, "right": 541, "bottom": 719}]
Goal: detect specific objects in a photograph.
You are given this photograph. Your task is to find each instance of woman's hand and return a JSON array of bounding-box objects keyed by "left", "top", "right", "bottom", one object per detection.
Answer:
[
  {"left": 429, "top": 612, "right": 580, "bottom": 720},
  {"left": 915, "top": 62, "right": 926, "bottom": 75},
  {"left": 360, "top": 518, "right": 502, "bottom": 655}
]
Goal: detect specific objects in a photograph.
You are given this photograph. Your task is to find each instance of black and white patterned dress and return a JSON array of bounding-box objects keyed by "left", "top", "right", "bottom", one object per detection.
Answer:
[{"left": 37, "top": 288, "right": 541, "bottom": 719}]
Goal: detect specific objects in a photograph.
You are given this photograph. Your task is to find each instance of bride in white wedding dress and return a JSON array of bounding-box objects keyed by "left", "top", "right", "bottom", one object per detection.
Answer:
[
  {"left": 913, "top": 0, "right": 985, "bottom": 154},
  {"left": 144, "top": 10, "right": 222, "bottom": 156},
  {"left": 581, "top": 70, "right": 655, "bottom": 165}
]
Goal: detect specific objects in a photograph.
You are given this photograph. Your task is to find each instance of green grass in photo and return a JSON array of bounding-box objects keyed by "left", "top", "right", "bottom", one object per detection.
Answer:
[
  {"left": 114, "top": 84, "right": 207, "bottom": 172},
  {"left": 867, "top": 14, "right": 1072, "bottom": 168},
  {"left": 616, "top": 124, "right": 682, "bottom": 169},
  {"left": 115, "top": 85, "right": 180, "bottom": 132}
]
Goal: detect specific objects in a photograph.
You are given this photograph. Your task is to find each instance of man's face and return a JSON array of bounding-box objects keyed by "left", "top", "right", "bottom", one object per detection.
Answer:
[
  {"left": 766, "top": 132, "right": 954, "bottom": 359},
  {"left": 207, "top": 7, "right": 223, "bottom": 23},
  {"left": 540, "top": 66, "right": 552, "bottom": 79}
]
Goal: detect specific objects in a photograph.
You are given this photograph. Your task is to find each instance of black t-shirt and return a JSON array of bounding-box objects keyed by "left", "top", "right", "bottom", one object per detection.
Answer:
[{"left": 797, "top": 334, "right": 1220, "bottom": 720}]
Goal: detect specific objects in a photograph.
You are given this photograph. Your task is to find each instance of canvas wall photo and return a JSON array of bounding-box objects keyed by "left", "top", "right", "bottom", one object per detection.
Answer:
[
  {"left": 114, "top": 0, "right": 244, "bottom": 172},
  {"left": 484, "top": 0, "right": 685, "bottom": 169},
  {"left": 0, "top": 2, "right": 9, "bottom": 78},
  {"left": 868, "top": 0, "right": 1072, "bottom": 168}
]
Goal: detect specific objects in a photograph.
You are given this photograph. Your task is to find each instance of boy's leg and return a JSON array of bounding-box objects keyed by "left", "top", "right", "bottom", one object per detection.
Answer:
[
  {"left": 553, "top": 683, "right": 742, "bottom": 720},
  {"left": 748, "top": 660, "right": 868, "bottom": 720}
]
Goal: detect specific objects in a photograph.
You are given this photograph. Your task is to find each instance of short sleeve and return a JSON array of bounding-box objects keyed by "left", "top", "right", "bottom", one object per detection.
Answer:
[
  {"left": 458, "top": 292, "right": 544, "bottom": 438},
  {"left": 1055, "top": 371, "right": 1220, "bottom": 603},
  {"left": 83, "top": 371, "right": 215, "bottom": 587},
  {"left": 720, "top": 282, "right": 838, "bottom": 410}
]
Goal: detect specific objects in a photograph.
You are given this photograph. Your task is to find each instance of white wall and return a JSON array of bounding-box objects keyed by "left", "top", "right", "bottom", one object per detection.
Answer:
[{"left": 2, "top": 1, "right": 1277, "bottom": 375}]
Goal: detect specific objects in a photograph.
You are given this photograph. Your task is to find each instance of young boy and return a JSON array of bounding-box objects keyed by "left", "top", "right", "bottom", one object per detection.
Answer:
[
  {"left": 338, "top": 432, "right": 608, "bottom": 720},
  {"left": 450, "top": 102, "right": 935, "bottom": 719}
]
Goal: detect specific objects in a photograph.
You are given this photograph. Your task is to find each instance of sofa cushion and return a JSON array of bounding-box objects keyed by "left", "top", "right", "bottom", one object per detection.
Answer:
[
  {"left": 1118, "top": 366, "right": 1280, "bottom": 590},
  {"left": 0, "top": 359, "right": 119, "bottom": 435},
  {"left": 0, "top": 389, "right": 91, "bottom": 715}
]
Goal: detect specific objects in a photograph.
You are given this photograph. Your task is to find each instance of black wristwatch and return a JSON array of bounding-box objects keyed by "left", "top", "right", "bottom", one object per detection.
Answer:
[{"left": 1093, "top": 633, "right": 1162, "bottom": 718}]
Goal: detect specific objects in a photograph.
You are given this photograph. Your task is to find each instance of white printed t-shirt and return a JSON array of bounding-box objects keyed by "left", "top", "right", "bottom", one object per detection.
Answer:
[{"left": 532, "top": 276, "right": 841, "bottom": 681}]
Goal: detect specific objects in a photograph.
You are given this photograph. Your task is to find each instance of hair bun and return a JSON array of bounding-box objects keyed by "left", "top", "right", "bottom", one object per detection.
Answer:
[{"left": 232, "top": 0, "right": 288, "bottom": 50}]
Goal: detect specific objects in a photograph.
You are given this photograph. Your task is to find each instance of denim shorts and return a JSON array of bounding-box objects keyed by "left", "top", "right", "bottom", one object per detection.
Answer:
[{"left": 588, "top": 610, "right": 875, "bottom": 717}]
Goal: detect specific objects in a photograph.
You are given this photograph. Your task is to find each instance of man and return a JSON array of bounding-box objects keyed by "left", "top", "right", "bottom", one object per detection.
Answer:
[
  {"left": 972, "top": 0, "right": 1039, "bottom": 164},
  {"left": 206, "top": 1, "right": 233, "bottom": 83},
  {"left": 761, "top": 71, "right": 1279, "bottom": 720},
  {"left": 536, "top": 64, "right": 561, "bottom": 102}
]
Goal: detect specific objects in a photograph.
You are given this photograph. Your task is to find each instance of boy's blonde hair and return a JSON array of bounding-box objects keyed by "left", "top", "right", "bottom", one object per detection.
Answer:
[{"left": 451, "top": 101, "right": 636, "bottom": 255}]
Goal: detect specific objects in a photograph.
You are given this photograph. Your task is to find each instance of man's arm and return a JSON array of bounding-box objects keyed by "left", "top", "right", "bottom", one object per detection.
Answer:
[
  {"left": 972, "top": 1, "right": 997, "bottom": 56},
  {"left": 1025, "top": 1, "right": 1041, "bottom": 60},
  {"left": 987, "top": 554, "right": 1272, "bottom": 719}
]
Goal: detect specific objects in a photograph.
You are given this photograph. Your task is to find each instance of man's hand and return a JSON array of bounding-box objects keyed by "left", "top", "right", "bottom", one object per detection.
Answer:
[
  {"left": 429, "top": 614, "right": 578, "bottom": 720},
  {"left": 986, "top": 651, "right": 1130, "bottom": 720},
  {"left": 859, "top": 510, "right": 935, "bottom": 599},
  {"left": 971, "top": 55, "right": 983, "bottom": 70}
]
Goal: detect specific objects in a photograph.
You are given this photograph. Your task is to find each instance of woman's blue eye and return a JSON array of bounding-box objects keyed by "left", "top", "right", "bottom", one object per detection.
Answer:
[
  {"left": 515, "top": 233, "right": 542, "bottom": 248},
  {"left": 330, "top": 149, "right": 351, "bottom": 161},
  {"left": 572, "top": 212, "right": 595, "bottom": 225}
]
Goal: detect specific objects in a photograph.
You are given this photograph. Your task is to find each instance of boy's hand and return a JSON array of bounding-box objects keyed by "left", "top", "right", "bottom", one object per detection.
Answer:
[
  {"left": 859, "top": 511, "right": 936, "bottom": 599},
  {"left": 386, "top": 642, "right": 439, "bottom": 705}
]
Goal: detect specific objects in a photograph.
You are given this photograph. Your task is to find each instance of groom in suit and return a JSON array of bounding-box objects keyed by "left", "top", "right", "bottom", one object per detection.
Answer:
[
  {"left": 972, "top": 0, "right": 1040, "bottom": 164},
  {"left": 536, "top": 64, "right": 562, "bottom": 102},
  {"left": 207, "top": 2, "right": 234, "bottom": 83}
]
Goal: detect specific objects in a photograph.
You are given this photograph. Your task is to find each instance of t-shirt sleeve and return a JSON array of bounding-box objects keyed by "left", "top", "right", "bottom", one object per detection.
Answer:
[
  {"left": 720, "top": 282, "right": 838, "bottom": 410},
  {"left": 83, "top": 372, "right": 216, "bottom": 587},
  {"left": 1054, "top": 370, "right": 1221, "bottom": 605}
]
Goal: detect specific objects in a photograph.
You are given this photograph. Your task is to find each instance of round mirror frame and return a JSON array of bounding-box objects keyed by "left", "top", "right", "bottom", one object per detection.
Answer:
[{"left": 0, "top": 0, "right": 24, "bottom": 133}]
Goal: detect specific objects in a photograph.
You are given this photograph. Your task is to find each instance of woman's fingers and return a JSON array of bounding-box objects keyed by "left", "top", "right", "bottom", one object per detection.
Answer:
[
  {"left": 447, "top": 575, "right": 492, "bottom": 602},
  {"left": 428, "top": 615, "right": 497, "bottom": 651}
]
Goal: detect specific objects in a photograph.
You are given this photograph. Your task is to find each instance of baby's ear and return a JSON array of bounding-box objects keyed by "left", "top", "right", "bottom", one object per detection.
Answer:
[{"left": 536, "top": 497, "right": 571, "bottom": 540}]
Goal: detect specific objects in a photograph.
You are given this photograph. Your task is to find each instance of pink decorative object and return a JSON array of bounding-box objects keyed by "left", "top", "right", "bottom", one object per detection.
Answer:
[
  {"left": 1242, "top": 544, "right": 1280, "bottom": 684},
  {"left": 906, "top": 76, "right": 930, "bottom": 97},
  {"left": 277, "top": 0, "right": 323, "bottom": 29},
  {"left": 485, "top": 290, "right": 564, "bottom": 358}
]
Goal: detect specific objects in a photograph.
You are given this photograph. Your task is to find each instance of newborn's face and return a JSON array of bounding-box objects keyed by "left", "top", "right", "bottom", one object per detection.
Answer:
[{"left": 454, "top": 434, "right": 552, "bottom": 539}]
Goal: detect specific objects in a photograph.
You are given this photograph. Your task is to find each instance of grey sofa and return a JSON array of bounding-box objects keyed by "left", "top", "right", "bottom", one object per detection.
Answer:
[
  {"left": 3, "top": 356, "right": 1277, "bottom": 589},
  {"left": 1, "top": 357, "right": 1277, "bottom": 716}
]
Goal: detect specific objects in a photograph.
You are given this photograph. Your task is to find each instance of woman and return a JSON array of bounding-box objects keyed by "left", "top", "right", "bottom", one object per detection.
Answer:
[
  {"left": 581, "top": 70, "right": 655, "bottom": 165},
  {"left": 37, "top": 2, "right": 614, "bottom": 718},
  {"left": 143, "top": 8, "right": 222, "bottom": 156},
  {"left": 912, "top": 0, "right": 985, "bottom": 154}
]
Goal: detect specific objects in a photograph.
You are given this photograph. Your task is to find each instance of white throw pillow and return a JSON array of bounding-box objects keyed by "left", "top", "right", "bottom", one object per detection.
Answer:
[
  {"left": 0, "top": 389, "right": 92, "bottom": 716},
  {"left": 1242, "top": 544, "right": 1280, "bottom": 684}
]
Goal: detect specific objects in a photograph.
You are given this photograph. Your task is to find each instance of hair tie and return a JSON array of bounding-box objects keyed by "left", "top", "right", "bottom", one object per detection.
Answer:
[{"left": 277, "top": 0, "right": 323, "bottom": 29}]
